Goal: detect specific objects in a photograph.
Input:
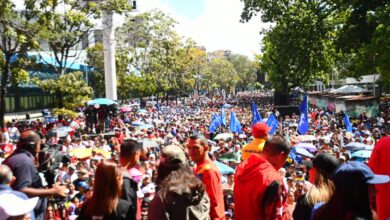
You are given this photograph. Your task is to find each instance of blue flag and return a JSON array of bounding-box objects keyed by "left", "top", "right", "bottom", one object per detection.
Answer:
[
  {"left": 266, "top": 114, "right": 279, "bottom": 135},
  {"left": 298, "top": 94, "right": 309, "bottom": 135},
  {"left": 344, "top": 112, "right": 352, "bottom": 132},
  {"left": 288, "top": 147, "right": 302, "bottom": 164},
  {"left": 209, "top": 113, "right": 221, "bottom": 133},
  {"left": 251, "top": 102, "right": 263, "bottom": 125},
  {"left": 220, "top": 107, "right": 226, "bottom": 126},
  {"left": 229, "top": 112, "right": 242, "bottom": 133}
]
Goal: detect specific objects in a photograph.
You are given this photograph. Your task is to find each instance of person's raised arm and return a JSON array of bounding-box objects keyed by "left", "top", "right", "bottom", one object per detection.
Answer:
[{"left": 19, "top": 182, "right": 67, "bottom": 198}]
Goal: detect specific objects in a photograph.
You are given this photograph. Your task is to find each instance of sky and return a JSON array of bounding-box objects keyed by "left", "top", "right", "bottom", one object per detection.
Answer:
[{"left": 136, "top": 0, "right": 271, "bottom": 59}]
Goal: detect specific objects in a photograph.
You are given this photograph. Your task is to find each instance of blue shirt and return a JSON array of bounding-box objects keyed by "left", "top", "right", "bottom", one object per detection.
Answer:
[{"left": 4, "top": 149, "right": 47, "bottom": 220}]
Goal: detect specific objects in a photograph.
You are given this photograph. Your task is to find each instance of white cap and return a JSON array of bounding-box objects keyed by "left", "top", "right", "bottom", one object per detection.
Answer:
[{"left": 0, "top": 193, "right": 38, "bottom": 219}]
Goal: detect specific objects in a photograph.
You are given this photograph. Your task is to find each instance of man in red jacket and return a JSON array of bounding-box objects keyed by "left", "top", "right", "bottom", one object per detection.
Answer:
[
  {"left": 234, "top": 135, "right": 291, "bottom": 220},
  {"left": 369, "top": 136, "right": 390, "bottom": 220},
  {"left": 188, "top": 133, "right": 225, "bottom": 220}
]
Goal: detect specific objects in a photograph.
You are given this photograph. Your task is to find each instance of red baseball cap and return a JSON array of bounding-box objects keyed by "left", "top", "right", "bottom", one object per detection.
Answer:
[{"left": 252, "top": 122, "right": 270, "bottom": 138}]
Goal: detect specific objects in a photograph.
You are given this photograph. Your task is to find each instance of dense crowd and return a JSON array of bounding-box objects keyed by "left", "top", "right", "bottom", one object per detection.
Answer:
[{"left": 0, "top": 93, "right": 389, "bottom": 220}]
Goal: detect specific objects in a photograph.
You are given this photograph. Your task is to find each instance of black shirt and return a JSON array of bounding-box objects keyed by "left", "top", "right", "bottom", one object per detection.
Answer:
[
  {"left": 121, "top": 171, "right": 138, "bottom": 220},
  {"left": 77, "top": 199, "right": 132, "bottom": 220},
  {"left": 293, "top": 194, "right": 313, "bottom": 220}
]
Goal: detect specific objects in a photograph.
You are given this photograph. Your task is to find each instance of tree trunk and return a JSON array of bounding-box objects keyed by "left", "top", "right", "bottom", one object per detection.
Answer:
[
  {"left": 57, "top": 91, "right": 64, "bottom": 108},
  {"left": 274, "top": 82, "right": 290, "bottom": 106},
  {"left": 0, "top": 61, "right": 10, "bottom": 128},
  {"left": 13, "top": 82, "right": 21, "bottom": 112}
]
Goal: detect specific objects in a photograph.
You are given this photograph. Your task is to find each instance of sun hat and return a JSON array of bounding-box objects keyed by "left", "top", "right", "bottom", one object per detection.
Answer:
[
  {"left": 0, "top": 193, "right": 39, "bottom": 219},
  {"left": 312, "top": 153, "right": 340, "bottom": 176},
  {"left": 333, "top": 161, "right": 390, "bottom": 188},
  {"left": 252, "top": 122, "right": 270, "bottom": 138},
  {"left": 160, "top": 145, "right": 186, "bottom": 167}
]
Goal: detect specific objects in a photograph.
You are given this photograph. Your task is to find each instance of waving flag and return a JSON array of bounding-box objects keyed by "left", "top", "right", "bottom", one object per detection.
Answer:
[
  {"left": 298, "top": 94, "right": 309, "bottom": 135},
  {"left": 229, "top": 112, "right": 242, "bottom": 133},
  {"left": 209, "top": 113, "right": 221, "bottom": 133},
  {"left": 288, "top": 147, "right": 302, "bottom": 164},
  {"left": 266, "top": 114, "right": 279, "bottom": 135},
  {"left": 220, "top": 107, "right": 226, "bottom": 126},
  {"left": 251, "top": 102, "right": 263, "bottom": 125},
  {"left": 344, "top": 112, "right": 352, "bottom": 132}
]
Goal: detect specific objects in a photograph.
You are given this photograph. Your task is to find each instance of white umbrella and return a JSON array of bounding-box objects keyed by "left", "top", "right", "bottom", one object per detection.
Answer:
[
  {"left": 213, "top": 133, "right": 233, "bottom": 141},
  {"left": 297, "top": 135, "right": 316, "bottom": 142},
  {"left": 56, "top": 126, "right": 73, "bottom": 137},
  {"left": 143, "top": 139, "right": 159, "bottom": 148}
]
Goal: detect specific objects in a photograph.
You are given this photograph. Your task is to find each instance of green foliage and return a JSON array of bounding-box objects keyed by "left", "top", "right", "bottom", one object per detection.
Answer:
[
  {"left": 227, "top": 54, "right": 257, "bottom": 91},
  {"left": 116, "top": 10, "right": 208, "bottom": 99},
  {"left": 204, "top": 58, "right": 239, "bottom": 94},
  {"left": 86, "top": 43, "right": 105, "bottom": 97},
  {"left": 53, "top": 108, "right": 78, "bottom": 118},
  {"left": 33, "top": 71, "right": 93, "bottom": 109},
  {"left": 0, "top": 0, "right": 42, "bottom": 126},
  {"left": 252, "top": 1, "right": 333, "bottom": 94},
  {"left": 241, "top": 0, "right": 390, "bottom": 94},
  {"left": 35, "top": 0, "right": 130, "bottom": 107}
]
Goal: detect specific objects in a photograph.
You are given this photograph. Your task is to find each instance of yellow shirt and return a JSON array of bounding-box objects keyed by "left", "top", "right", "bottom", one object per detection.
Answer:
[{"left": 241, "top": 138, "right": 267, "bottom": 160}]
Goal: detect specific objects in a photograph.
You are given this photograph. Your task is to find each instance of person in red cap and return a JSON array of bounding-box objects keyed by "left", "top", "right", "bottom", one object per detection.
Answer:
[
  {"left": 368, "top": 136, "right": 390, "bottom": 220},
  {"left": 241, "top": 122, "right": 270, "bottom": 160},
  {"left": 234, "top": 135, "right": 291, "bottom": 220}
]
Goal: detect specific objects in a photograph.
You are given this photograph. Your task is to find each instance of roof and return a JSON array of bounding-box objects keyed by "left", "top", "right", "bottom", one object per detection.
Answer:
[
  {"left": 344, "top": 74, "right": 381, "bottom": 84},
  {"left": 336, "top": 95, "right": 377, "bottom": 101},
  {"left": 333, "top": 85, "right": 369, "bottom": 94}
]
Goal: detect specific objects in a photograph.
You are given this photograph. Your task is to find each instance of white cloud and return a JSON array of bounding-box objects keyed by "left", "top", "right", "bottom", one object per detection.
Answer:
[{"left": 137, "top": 0, "right": 270, "bottom": 59}]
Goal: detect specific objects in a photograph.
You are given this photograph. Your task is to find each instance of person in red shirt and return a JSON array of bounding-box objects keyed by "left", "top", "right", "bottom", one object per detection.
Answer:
[
  {"left": 187, "top": 133, "right": 225, "bottom": 220},
  {"left": 234, "top": 135, "right": 291, "bottom": 220},
  {"left": 368, "top": 136, "right": 390, "bottom": 220}
]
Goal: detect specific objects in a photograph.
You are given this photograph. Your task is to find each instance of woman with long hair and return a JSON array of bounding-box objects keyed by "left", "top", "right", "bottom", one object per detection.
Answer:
[
  {"left": 77, "top": 160, "right": 131, "bottom": 220},
  {"left": 293, "top": 153, "right": 340, "bottom": 220},
  {"left": 148, "top": 145, "right": 210, "bottom": 220},
  {"left": 313, "top": 161, "right": 390, "bottom": 220}
]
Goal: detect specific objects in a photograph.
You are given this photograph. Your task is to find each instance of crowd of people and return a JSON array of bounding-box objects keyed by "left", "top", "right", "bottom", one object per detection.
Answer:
[{"left": 0, "top": 93, "right": 389, "bottom": 220}]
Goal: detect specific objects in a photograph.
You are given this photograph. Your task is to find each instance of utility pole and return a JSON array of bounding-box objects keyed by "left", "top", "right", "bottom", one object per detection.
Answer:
[
  {"left": 102, "top": 10, "right": 117, "bottom": 101},
  {"left": 373, "top": 53, "right": 378, "bottom": 97},
  {"left": 102, "top": 0, "right": 137, "bottom": 101}
]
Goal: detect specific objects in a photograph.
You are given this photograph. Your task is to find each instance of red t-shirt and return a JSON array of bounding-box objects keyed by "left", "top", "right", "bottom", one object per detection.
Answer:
[
  {"left": 368, "top": 137, "right": 390, "bottom": 220},
  {"left": 195, "top": 159, "right": 225, "bottom": 220}
]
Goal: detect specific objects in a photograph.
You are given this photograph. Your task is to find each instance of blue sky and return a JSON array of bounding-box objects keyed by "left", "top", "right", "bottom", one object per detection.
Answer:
[{"left": 168, "top": 0, "right": 204, "bottom": 19}]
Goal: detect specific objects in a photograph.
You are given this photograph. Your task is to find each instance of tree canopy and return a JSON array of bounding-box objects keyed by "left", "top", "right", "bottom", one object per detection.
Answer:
[{"left": 241, "top": 0, "right": 390, "bottom": 99}]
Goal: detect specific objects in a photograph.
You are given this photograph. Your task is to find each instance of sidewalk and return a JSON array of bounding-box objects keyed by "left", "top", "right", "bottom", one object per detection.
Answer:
[{"left": 5, "top": 110, "right": 44, "bottom": 122}]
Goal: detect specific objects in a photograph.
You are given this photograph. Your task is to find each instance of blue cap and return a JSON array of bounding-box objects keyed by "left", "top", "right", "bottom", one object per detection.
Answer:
[
  {"left": 333, "top": 161, "right": 390, "bottom": 188},
  {"left": 77, "top": 181, "right": 90, "bottom": 190}
]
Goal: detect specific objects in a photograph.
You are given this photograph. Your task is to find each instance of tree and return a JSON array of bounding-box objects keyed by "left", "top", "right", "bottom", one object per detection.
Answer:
[
  {"left": 227, "top": 54, "right": 257, "bottom": 91},
  {"left": 116, "top": 10, "right": 201, "bottom": 101},
  {"left": 242, "top": 0, "right": 390, "bottom": 96},
  {"left": 205, "top": 58, "right": 239, "bottom": 96},
  {"left": 33, "top": 71, "right": 93, "bottom": 110},
  {"left": 242, "top": 0, "right": 334, "bottom": 104},
  {"left": 36, "top": 0, "right": 130, "bottom": 107},
  {"left": 330, "top": 0, "right": 389, "bottom": 82},
  {"left": 86, "top": 43, "right": 105, "bottom": 98},
  {"left": 0, "top": 0, "right": 41, "bottom": 127}
]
